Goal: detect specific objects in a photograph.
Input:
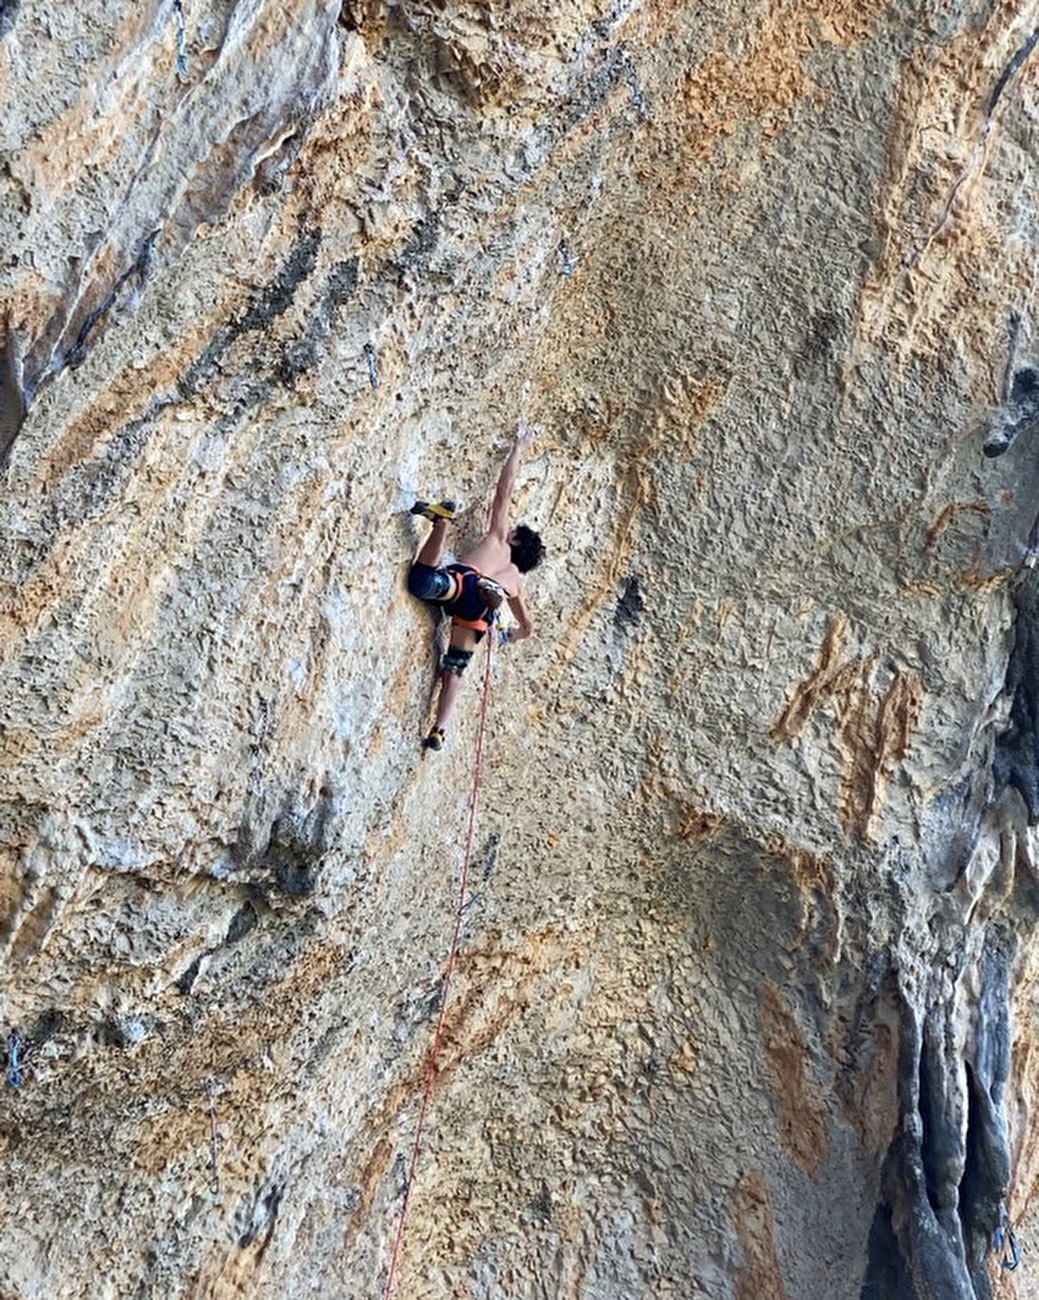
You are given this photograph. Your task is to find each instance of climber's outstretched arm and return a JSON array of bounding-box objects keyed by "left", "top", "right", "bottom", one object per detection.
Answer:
[{"left": 488, "top": 428, "right": 535, "bottom": 539}]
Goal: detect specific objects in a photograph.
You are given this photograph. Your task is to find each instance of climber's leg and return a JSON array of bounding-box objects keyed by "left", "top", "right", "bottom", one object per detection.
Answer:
[
  {"left": 423, "top": 641, "right": 475, "bottom": 749},
  {"left": 415, "top": 517, "right": 449, "bottom": 569},
  {"left": 435, "top": 666, "right": 464, "bottom": 728},
  {"left": 409, "top": 516, "right": 467, "bottom": 603}
]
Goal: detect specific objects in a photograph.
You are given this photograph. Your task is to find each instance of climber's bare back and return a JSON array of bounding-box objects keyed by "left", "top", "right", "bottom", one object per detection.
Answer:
[{"left": 459, "top": 532, "right": 522, "bottom": 599}]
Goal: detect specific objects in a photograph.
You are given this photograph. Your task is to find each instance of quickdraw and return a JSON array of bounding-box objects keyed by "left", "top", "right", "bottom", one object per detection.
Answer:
[
  {"left": 173, "top": 0, "right": 189, "bottom": 79},
  {"left": 993, "top": 1203, "right": 1021, "bottom": 1271},
  {"left": 6, "top": 1032, "right": 23, "bottom": 1088}
]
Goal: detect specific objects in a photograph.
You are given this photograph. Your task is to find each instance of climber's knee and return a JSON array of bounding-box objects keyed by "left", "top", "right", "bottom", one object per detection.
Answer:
[
  {"left": 441, "top": 647, "right": 473, "bottom": 677},
  {"left": 409, "top": 562, "right": 451, "bottom": 600}
]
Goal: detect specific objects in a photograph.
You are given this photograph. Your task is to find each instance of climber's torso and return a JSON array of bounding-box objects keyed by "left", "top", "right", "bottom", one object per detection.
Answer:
[
  {"left": 446, "top": 534, "right": 522, "bottom": 650},
  {"left": 458, "top": 534, "right": 520, "bottom": 599}
]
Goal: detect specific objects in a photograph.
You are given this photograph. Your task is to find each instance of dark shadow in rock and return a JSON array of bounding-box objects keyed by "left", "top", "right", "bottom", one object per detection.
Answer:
[
  {"left": 242, "top": 784, "right": 338, "bottom": 898},
  {"left": 63, "top": 229, "right": 159, "bottom": 372},
  {"left": 0, "top": 332, "right": 26, "bottom": 464},
  {"left": 983, "top": 366, "right": 1039, "bottom": 458},
  {"left": 860, "top": 1200, "right": 909, "bottom": 1300},
  {"left": 272, "top": 852, "right": 316, "bottom": 898},
  {"left": 0, "top": 0, "right": 19, "bottom": 39},
  {"left": 793, "top": 308, "right": 843, "bottom": 378},
  {"left": 930, "top": 773, "right": 988, "bottom": 891},
  {"left": 100, "top": 1015, "right": 152, "bottom": 1049},
  {"left": 993, "top": 567, "right": 1039, "bottom": 823},
  {"left": 959, "top": 927, "right": 1014, "bottom": 1296},
  {"left": 175, "top": 955, "right": 202, "bottom": 995},
  {"left": 866, "top": 938, "right": 1015, "bottom": 1300},
  {"left": 394, "top": 210, "right": 441, "bottom": 278},
  {"left": 225, "top": 900, "right": 259, "bottom": 945},
  {"left": 239, "top": 1180, "right": 284, "bottom": 1256},
  {"left": 254, "top": 129, "right": 304, "bottom": 196},
  {"left": 178, "top": 228, "right": 322, "bottom": 400},
  {"left": 614, "top": 574, "right": 643, "bottom": 634}
]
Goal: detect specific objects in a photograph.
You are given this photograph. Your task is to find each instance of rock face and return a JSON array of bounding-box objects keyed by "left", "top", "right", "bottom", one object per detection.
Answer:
[{"left": 2, "top": 2, "right": 1039, "bottom": 1297}]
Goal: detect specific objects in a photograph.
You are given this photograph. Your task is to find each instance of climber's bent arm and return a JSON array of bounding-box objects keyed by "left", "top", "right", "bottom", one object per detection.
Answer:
[{"left": 507, "top": 591, "right": 534, "bottom": 641}]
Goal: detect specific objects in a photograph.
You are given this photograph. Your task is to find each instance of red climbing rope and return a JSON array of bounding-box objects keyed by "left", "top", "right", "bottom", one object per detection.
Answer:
[{"left": 383, "top": 633, "right": 494, "bottom": 1299}]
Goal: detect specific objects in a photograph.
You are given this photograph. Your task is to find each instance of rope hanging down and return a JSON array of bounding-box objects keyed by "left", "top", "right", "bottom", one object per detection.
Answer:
[{"left": 382, "top": 631, "right": 494, "bottom": 1299}]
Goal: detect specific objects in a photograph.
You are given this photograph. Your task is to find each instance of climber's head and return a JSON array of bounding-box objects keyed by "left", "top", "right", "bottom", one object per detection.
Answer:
[{"left": 508, "top": 524, "right": 544, "bottom": 573}]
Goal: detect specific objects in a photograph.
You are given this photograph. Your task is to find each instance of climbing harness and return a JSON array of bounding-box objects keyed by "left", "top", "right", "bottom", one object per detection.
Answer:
[
  {"left": 993, "top": 1203, "right": 1021, "bottom": 1271},
  {"left": 446, "top": 570, "right": 504, "bottom": 636},
  {"left": 206, "top": 1080, "right": 221, "bottom": 1195},
  {"left": 173, "top": 0, "right": 189, "bottom": 79},
  {"left": 382, "top": 631, "right": 494, "bottom": 1298},
  {"left": 364, "top": 343, "right": 379, "bottom": 390},
  {"left": 6, "top": 1032, "right": 23, "bottom": 1088}
]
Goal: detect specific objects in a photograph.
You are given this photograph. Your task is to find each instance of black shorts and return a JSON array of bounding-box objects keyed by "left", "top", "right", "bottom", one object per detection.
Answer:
[{"left": 408, "top": 563, "right": 490, "bottom": 631}]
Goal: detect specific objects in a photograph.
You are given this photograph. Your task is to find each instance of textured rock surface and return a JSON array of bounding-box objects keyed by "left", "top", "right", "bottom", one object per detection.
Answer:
[{"left": 2, "top": 2, "right": 1039, "bottom": 1297}]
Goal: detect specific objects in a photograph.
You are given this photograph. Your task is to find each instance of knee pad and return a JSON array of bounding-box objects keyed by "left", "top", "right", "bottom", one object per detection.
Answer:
[
  {"left": 442, "top": 647, "right": 473, "bottom": 677},
  {"left": 409, "top": 563, "right": 451, "bottom": 600}
]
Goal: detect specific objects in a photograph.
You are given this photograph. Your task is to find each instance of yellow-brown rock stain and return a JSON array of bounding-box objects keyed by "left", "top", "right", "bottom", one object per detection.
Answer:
[
  {"left": 762, "top": 831, "right": 837, "bottom": 945},
  {"left": 772, "top": 611, "right": 923, "bottom": 841},
  {"left": 340, "top": 925, "right": 584, "bottom": 1266},
  {"left": 673, "top": 798, "right": 727, "bottom": 843},
  {"left": 849, "top": 0, "right": 1037, "bottom": 375},
  {"left": 924, "top": 499, "right": 992, "bottom": 550},
  {"left": 771, "top": 610, "right": 850, "bottom": 742},
  {"left": 857, "top": 668, "right": 923, "bottom": 839},
  {"left": 761, "top": 982, "right": 830, "bottom": 1176},
  {"left": 11, "top": 5, "right": 160, "bottom": 200},
  {"left": 44, "top": 312, "right": 222, "bottom": 480},
  {"left": 665, "top": 0, "right": 884, "bottom": 181},
  {"left": 730, "top": 1169, "right": 789, "bottom": 1300}
]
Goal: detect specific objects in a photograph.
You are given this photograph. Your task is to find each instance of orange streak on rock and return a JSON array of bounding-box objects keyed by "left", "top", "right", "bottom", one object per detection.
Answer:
[
  {"left": 770, "top": 611, "right": 849, "bottom": 742},
  {"left": 761, "top": 983, "right": 830, "bottom": 1177},
  {"left": 730, "top": 1169, "right": 789, "bottom": 1300}
]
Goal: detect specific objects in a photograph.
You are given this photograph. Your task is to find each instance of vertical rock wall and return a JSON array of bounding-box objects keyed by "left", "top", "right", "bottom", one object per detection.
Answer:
[{"left": 2, "top": 2, "right": 1039, "bottom": 1297}]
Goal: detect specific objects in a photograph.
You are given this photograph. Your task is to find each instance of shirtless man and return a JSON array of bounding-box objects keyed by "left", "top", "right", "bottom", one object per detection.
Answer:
[{"left": 407, "top": 429, "right": 543, "bottom": 750}]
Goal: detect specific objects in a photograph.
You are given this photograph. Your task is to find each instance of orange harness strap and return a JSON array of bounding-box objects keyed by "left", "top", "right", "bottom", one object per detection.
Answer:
[{"left": 450, "top": 615, "right": 491, "bottom": 633}]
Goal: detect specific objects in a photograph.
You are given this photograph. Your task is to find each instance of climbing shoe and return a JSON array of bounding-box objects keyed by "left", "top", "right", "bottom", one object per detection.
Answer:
[
  {"left": 476, "top": 577, "right": 506, "bottom": 610},
  {"left": 410, "top": 500, "right": 457, "bottom": 521},
  {"left": 423, "top": 728, "right": 446, "bottom": 751}
]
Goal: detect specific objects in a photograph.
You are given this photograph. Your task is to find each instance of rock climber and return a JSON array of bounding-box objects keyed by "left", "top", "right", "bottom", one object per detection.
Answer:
[{"left": 408, "top": 428, "right": 543, "bottom": 751}]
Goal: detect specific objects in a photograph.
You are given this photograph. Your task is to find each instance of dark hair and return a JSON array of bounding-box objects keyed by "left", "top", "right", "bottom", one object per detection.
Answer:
[{"left": 510, "top": 523, "right": 544, "bottom": 573}]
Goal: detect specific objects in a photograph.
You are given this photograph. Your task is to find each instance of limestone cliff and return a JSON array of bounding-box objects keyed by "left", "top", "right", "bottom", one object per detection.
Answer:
[{"left": 2, "top": 2, "right": 1039, "bottom": 1297}]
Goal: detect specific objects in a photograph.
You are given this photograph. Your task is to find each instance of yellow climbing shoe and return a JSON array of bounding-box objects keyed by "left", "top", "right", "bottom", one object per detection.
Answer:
[
  {"left": 410, "top": 500, "right": 457, "bottom": 521},
  {"left": 423, "top": 728, "right": 446, "bottom": 751}
]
